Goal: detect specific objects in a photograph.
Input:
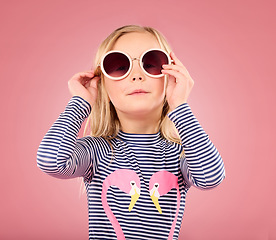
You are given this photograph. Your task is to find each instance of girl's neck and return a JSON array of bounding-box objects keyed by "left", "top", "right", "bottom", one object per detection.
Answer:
[{"left": 117, "top": 110, "right": 162, "bottom": 134}]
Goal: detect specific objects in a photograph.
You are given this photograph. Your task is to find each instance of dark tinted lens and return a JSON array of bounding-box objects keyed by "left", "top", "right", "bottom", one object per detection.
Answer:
[
  {"left": 103, "top": 52, "right": 130, "bottom": 78},
  {"left": 142, "top": 50, "right": 169, "bottom": 75}
]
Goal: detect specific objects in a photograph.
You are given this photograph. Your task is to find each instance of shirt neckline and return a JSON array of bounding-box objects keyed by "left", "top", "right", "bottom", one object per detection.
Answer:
[{"left": 117, "top": 130, "right": 162, "bottom": 146}]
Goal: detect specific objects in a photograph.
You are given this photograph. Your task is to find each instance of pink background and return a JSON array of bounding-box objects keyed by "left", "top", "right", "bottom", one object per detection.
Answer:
[{"left": 1, "top": 0, "right": 275, "bottom": 239}]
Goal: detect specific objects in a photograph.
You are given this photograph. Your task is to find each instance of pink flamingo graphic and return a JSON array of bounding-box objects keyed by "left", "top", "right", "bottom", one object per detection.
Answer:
[
  {"left": 101, "top": 169, "right": 141, "bottom": 240},
  {"left": 149, "top": 170, "right": 180, "bottom": 240}
]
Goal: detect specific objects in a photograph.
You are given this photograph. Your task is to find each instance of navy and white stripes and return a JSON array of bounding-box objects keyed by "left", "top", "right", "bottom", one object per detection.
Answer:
[
  {"left": 168, "top": 103, "right": 225, "bottom": 189},
  {"left": 37, "top": 96, "right": 225, "bottom": 239}
]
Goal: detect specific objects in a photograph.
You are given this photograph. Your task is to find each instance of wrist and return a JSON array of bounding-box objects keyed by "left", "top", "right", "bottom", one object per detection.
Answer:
[
  {"left": 72, "top": 94, "right": 93, "bottom": 109},
  {"left": 71, "top": 96, "right": 92, "bottom": 112},
  {"left": 169, "top": 101, "right": 187, "bottom": 112}
]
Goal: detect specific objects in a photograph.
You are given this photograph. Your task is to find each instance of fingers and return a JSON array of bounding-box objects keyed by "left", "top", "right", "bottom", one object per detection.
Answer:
[
  {"left": 163, "top": 64, "right": 190, "bottom": 77},
  {"left": 162, "top": 64, "right": 185, "bottom": 74},
  {"left": 68, "top": 70, "right": 101, "bottom": 107},
  {"left": 71, "top": 70, "right": 100, "bottom": 87},
  {"left": 162, "top": 69, "right": 185, "bottom": 83},
  {"left": 88, "top": 76, "right": 100, "bottom": 89},
  {"left": 72, "top": 70, "right": 94, "bottom": 80},
  {"left": 78, "top": 71, "right": 94, "bottom": 83},
  {"left": 79, "top": 70, "right": 94, "bottom": 77},
  {"left": 164, "top": 52, "right": 191, "bottom": 76},
  {"left": 162, "top": 52, "right": 193, "bottom": 83}
]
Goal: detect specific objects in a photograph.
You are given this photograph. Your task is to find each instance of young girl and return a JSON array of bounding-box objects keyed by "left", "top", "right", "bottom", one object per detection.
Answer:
[{"left": 37, "top": 25, "right": 225, "bottom": 240}]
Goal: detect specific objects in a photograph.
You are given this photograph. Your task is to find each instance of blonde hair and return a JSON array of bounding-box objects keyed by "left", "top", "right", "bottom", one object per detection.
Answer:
[{"left": 84, "top": 25, "right": 181, "bottom": 144}]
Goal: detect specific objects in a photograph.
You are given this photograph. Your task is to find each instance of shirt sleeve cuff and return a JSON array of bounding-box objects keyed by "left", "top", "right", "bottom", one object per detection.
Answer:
[
  {"left": 64, "top": 96, "right": 92, "bottom": 120},
  {"left": 167, "top": 103, "right": 192, "bottom": 125}
]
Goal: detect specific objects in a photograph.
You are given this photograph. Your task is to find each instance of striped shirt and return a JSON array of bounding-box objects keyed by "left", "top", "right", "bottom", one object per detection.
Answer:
[{"left": 37, "top": 96, "right": 225, "bottom": 240}]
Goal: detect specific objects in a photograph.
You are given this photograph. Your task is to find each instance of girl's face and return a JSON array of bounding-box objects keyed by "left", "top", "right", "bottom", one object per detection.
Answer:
[{"left": 104, "top": 32, "right": 166, "bottom": 119}]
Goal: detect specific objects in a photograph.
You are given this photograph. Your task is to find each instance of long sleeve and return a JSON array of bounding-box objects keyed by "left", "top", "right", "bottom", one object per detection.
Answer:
[
  {"left": 37, "top": 96, "right": 93, "bottom": 181},
  {"left": 168, "top": 103, "right": 225, "bottom": 189}
]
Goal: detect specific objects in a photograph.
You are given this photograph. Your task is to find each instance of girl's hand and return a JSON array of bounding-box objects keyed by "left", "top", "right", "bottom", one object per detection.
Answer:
[
  {"left": 162, "top": 52, "right": 194, "bottom": 110},
  {"left": 68, "top": 71, "right": 100, "bottom": 107}
]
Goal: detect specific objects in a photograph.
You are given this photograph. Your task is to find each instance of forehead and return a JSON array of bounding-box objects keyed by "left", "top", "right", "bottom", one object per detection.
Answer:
[{"left": 111, "top": 32, "right": 161, "bottom": 56}]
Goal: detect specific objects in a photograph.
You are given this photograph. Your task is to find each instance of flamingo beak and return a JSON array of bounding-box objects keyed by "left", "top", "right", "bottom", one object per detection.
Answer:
[
  {"left": 150, "top": 190, "right": 162, "bottom": 214},
  {"left": 129, "top": 189, "right": 140, "bottom": 211}
]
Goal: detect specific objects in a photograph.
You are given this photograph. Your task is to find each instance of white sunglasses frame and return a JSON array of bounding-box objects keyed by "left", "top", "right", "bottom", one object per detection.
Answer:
[{"left": 99, "top": 48, "right": 173, "bottom": 80}]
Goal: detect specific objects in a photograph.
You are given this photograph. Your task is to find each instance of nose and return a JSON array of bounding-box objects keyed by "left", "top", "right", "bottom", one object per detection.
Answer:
[
  {"left": 131, "top": 59, "right": 144, "bottom": 81},
  {"left": 132, "top": 76, "right": 143, "bottom": 81}
]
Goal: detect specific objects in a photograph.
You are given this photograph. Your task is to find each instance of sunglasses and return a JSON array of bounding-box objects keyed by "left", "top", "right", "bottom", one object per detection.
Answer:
[{"left": 99, "top": 48, "right": 173, "bottom": 80}]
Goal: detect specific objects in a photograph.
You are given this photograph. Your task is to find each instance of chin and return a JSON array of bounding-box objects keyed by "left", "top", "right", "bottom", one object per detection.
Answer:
[{"left": 123, "top": 103, "right": 163, "bottom": 116}]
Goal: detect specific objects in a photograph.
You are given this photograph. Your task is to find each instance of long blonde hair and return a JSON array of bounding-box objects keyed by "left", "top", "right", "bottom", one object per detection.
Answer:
[{"left": 84, "top": 25, "right": 180, "bottom": 144}]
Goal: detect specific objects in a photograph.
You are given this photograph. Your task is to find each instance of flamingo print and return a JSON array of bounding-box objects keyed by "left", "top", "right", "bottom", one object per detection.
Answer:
[
  {"left": 101, "top": 169, "right": 180, "bottom": 239},
  {"left": 149, "top": 170, "right": 180, "bottom": 240},
  {"left": 101, "top": 169, "right": 141, "bottom": 240}
]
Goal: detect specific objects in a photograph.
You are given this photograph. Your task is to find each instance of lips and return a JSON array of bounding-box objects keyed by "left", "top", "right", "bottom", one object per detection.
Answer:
[{"left": 128, "top": 89, "right": 149, "bottom": 95}]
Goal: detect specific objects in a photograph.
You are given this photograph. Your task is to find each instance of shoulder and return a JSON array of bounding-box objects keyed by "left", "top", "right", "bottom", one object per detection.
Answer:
[{"left": 160, "top": 137, "right": 183, "bottom": 156}]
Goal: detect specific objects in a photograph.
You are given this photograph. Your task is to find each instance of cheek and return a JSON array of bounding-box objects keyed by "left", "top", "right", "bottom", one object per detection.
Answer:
[
  {"left": 103, "top": 78, "right": 114, "bottom": 101},
  {"left": 154, "top": 78, "right": 167, "bottom": 96},
  {"left": 104, "top": 79, "right": 124, "bottom": 103}
]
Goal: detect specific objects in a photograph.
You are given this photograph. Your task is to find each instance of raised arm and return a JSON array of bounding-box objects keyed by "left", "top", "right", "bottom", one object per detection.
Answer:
[
  {"left": 37, "top": 96, "right": 93, "bottom": 180},
  {"left": 168, "top": 103, "right": 225, "bottom": 189},
  {"left": 163, "top": 52, "right": 225, "bottom": 189},
  {"left": 37, "top": 71, "right": 100, "bottom": 180}
]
